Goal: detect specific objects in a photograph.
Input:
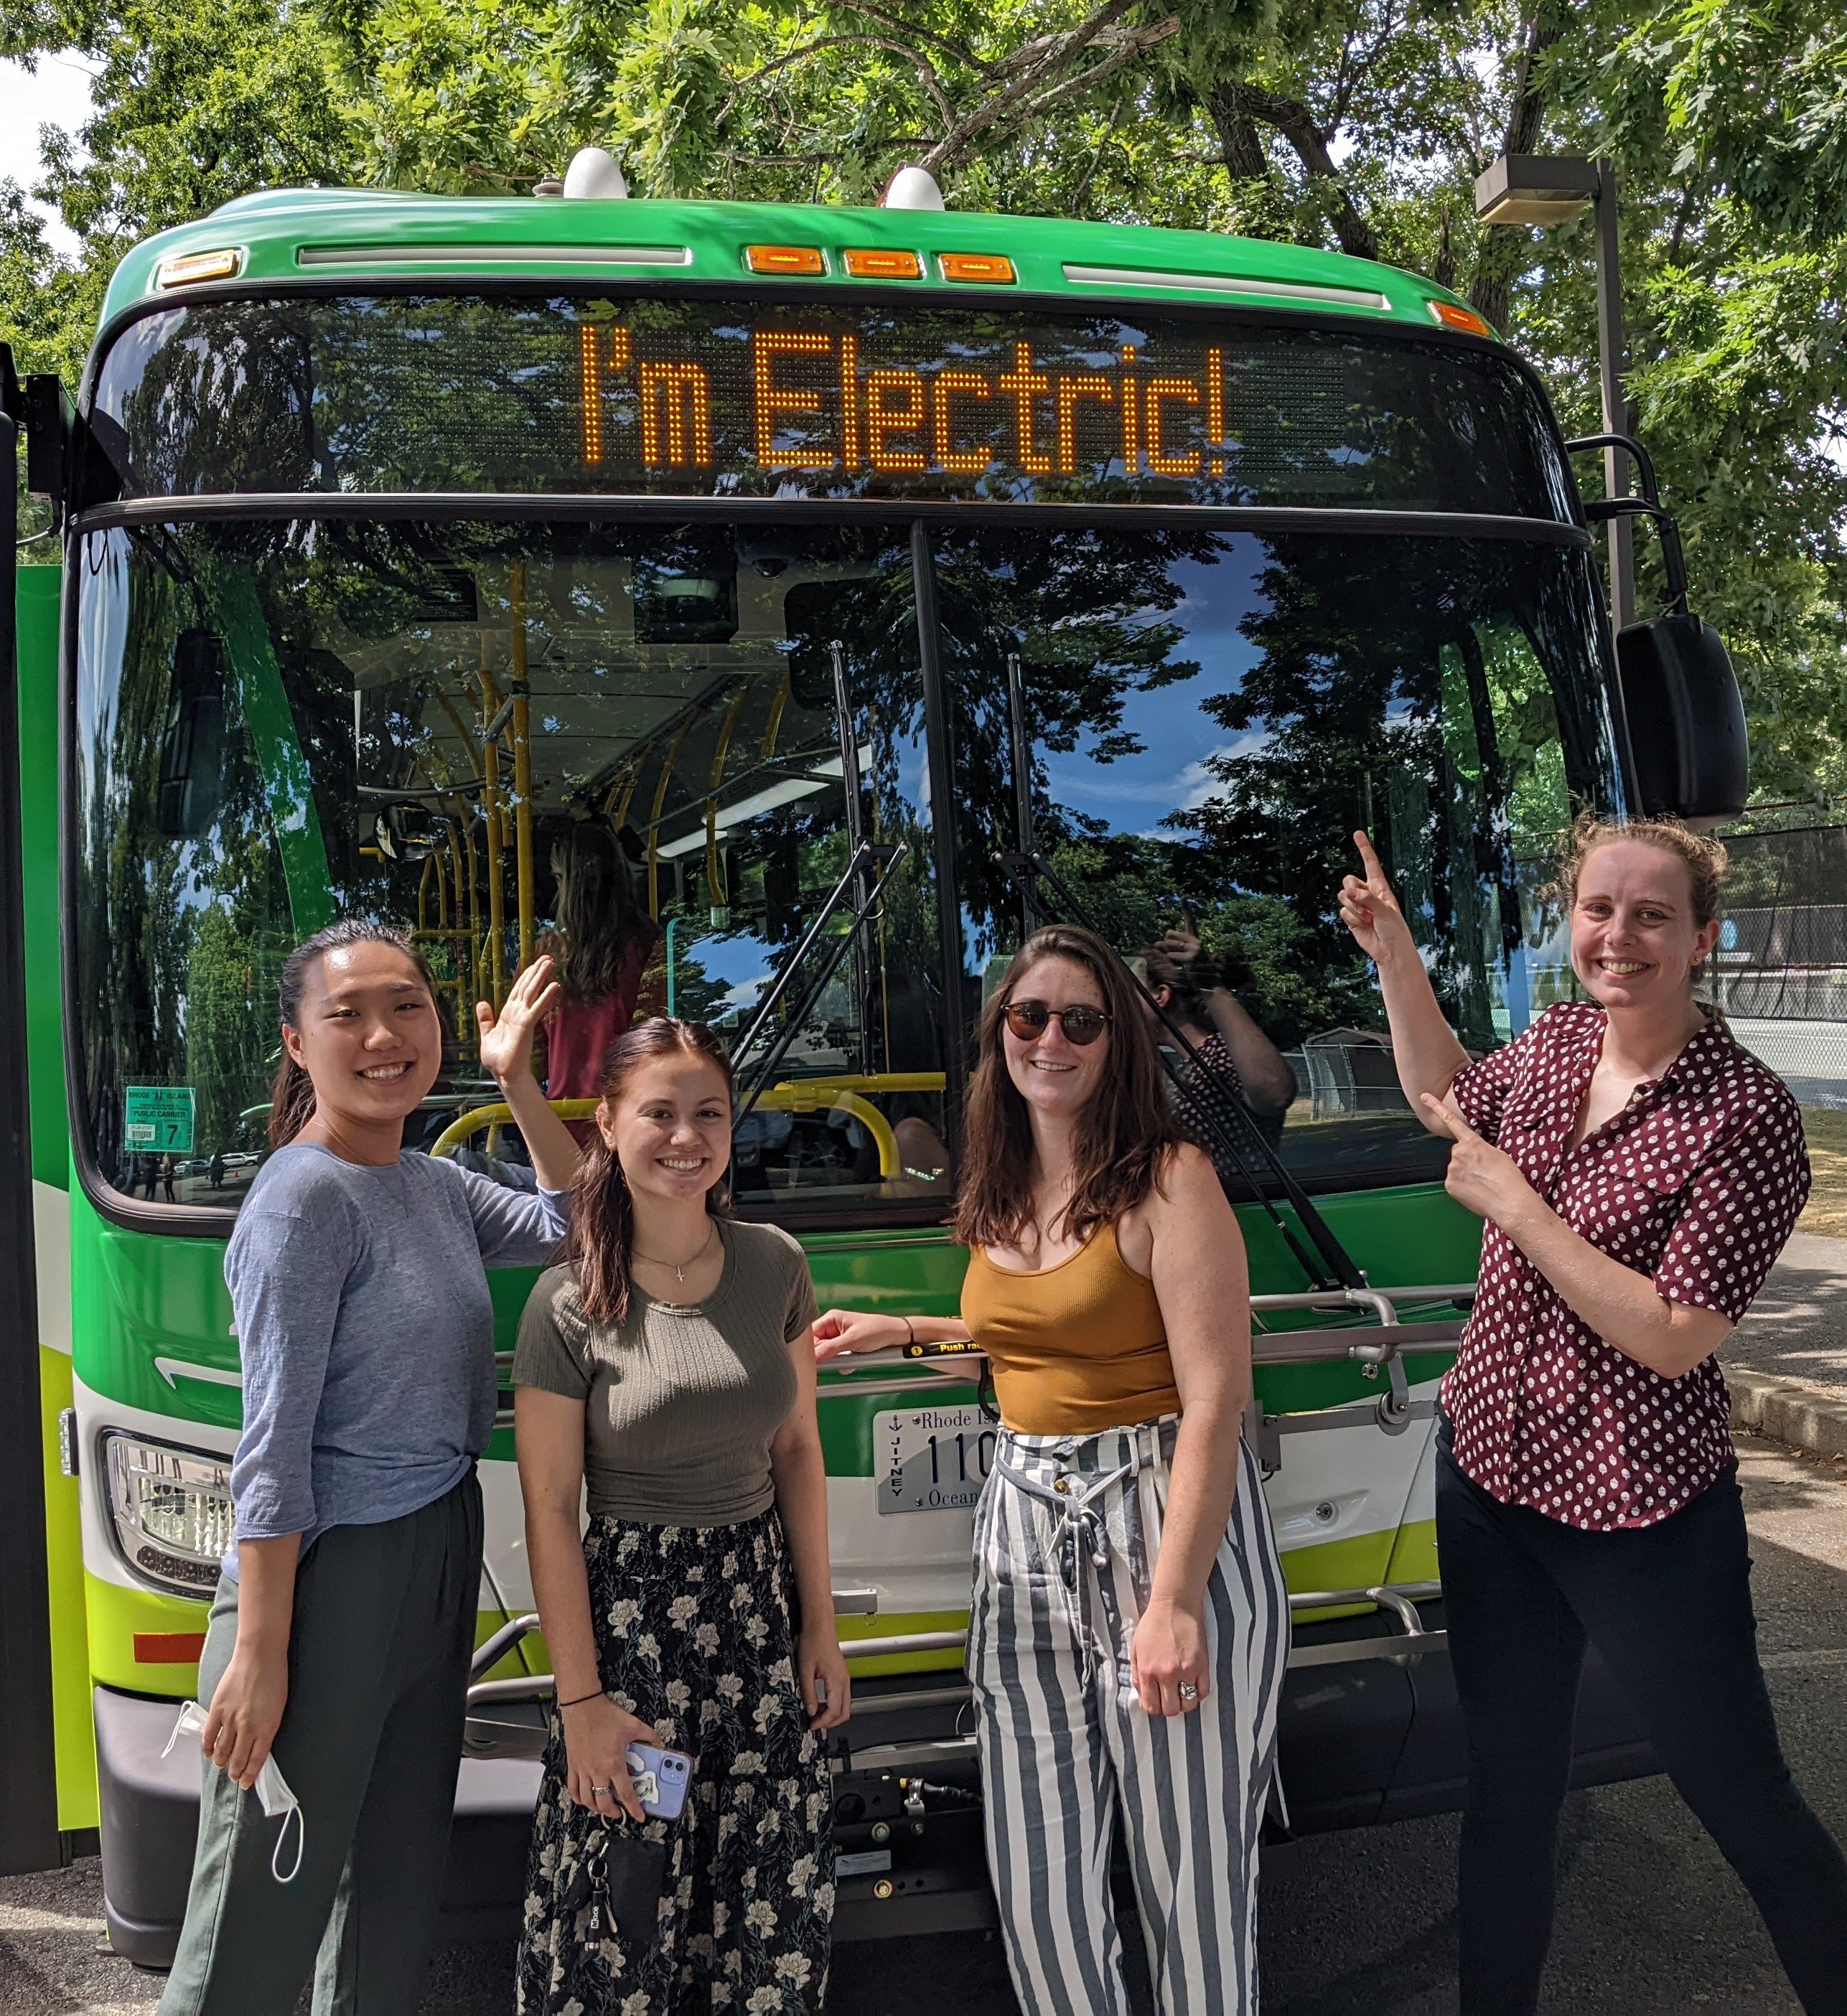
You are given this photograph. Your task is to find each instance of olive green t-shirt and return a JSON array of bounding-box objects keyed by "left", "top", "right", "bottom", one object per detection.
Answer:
[{"left": 513, "top": 1219, "right": 818, "bottom": 1526}]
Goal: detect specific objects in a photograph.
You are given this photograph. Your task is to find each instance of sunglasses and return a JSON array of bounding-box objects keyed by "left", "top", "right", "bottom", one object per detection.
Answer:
[{"left": 1002, "top": 1000, "right": 1112, "bottom": 1047}]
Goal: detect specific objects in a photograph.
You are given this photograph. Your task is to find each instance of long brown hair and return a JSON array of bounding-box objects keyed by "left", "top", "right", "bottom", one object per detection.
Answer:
[
  {"left": 954, "top": 924, "right": 1181, "bottom": 1251},
  {"left": 564, "top": 1017, "right": 734, "bottom": 1326},
  {"left": 268, "top": 919, "right": 444, "bottom": 1150},
  {"left": 552, "top": 822, "right": 658, "bottom": 1002}
]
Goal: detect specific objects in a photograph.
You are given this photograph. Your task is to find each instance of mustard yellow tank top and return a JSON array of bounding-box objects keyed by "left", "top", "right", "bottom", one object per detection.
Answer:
[{"left": 960, "top": 1222, "right": 1177, "bottom": 1436}]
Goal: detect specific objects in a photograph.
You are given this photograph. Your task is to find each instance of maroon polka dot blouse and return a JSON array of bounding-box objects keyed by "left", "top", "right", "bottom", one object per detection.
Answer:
[{"left": 1446, "top": 1000, "right": 1810, "bottom": 1530}]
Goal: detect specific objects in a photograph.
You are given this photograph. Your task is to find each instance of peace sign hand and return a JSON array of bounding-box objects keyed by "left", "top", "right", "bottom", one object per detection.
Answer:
[
  {"left": 1337, "top": 831, "right": 1418, "bottom": 969},
  {"left": 475, "top": 956, "right": 564, "bottom": 1088},
  {"left": 1418, "top": 1093, "right": 1530, "bottom": 1224}
]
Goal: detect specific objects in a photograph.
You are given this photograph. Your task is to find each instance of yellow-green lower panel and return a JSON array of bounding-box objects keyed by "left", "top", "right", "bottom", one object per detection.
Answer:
[
  {"left": 1280, "top": 1527, "right": 1417, "bottom": 1626},
  {"left": 85, "top": 1573, "right": 212, "bottom": 1697},
  {"left": 833, "top": 1527, "right": 1431, "bottom": 1672},
  {"left": 88, "top": 1566, "right": 543, "bottom": 1697},
  {"left": 840, "top": 1609, "right": 969, "bottom": 1677},
  {"left": 1380, "top": 1515, "right": 1439, "bottom": 1588},
  {"left": 42, "top": 1349, "right": 98, "bottom": 1831}
]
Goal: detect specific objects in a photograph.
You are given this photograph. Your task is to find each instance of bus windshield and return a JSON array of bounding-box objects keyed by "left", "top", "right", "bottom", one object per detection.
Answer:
[
  {"left": 72, "top": 517, "right": 1616, "bottom": 1219},
  {"left": 934, "top": 525, "right": 1619, "bottom": 1192}
]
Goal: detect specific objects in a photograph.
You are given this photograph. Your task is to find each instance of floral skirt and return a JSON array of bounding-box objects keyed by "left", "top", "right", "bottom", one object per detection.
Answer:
[{"left": 515, "top": 1506, "right": 834, "bottom": 2015}]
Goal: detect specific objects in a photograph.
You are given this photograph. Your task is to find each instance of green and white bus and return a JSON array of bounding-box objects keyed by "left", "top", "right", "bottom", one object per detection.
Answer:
[{"left": 0, "top": 161, "right": 1747, "bottom": 1954}]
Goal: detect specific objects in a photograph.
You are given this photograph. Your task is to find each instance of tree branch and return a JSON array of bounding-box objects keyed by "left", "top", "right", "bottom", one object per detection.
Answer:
[
  {"left": 920, "top": 0, "right": 1168, "bottom": 173},
  {"left": 721, "top": 33, "right": 953, "bottom": 130},
  {"left": 1469, "top": 0, "right": 1566, "bottom": 332},
  {"left": 1214, "top": 79, "right": 1378, "bottom": 259},
  {"left": 820, "top": 0, "right": 980, "bottom": 72},
  {"left": 1207, "top": 84, "right": 1271, "bottom": 182},
  {"left": 1011, "top": 17, "right": 1182, "bottom": 126}
]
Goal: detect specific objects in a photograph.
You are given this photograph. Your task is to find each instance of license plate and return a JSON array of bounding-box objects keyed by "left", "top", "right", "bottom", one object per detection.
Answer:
[{"left": 874, "top": 1405, "right": 996, "bottom": 1515}]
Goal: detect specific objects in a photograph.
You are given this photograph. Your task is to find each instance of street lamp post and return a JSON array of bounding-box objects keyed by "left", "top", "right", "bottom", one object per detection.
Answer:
[{"left": 1474, "top": 153, "right": 1637, "bottom": 629}]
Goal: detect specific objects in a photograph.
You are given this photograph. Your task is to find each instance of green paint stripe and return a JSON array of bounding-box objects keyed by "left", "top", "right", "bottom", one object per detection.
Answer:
[
  {"left": 212, "top": 568, "right": 333, "bottom": 935},
  {"left": 18, "top": 566, "right": 67, "bottom": 1188}
]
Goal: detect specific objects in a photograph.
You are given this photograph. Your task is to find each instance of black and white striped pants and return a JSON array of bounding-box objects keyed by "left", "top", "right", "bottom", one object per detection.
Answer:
[{"left": 968, "top": 1416, "right": 1289, "bottom": 2016}]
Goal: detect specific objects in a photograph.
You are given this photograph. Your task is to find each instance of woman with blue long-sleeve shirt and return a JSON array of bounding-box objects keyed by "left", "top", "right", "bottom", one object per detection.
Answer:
[{"left": 161, "top": 919, "right": 583, "bottom": 2016}]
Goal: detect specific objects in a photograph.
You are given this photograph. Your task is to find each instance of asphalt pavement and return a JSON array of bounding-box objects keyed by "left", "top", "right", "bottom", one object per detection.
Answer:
[{"left": 1726, "top": 1231, "right": 1847, "bottom": 1395}]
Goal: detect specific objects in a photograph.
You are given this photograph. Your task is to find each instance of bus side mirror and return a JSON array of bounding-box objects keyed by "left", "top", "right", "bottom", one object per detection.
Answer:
[
  {"left": 1563, "top": 433, "right": 1750, "bottom": 822},
  {"left": 156, "top": 630, "right": 228, "bottom": 839},
  {"left": 373, "top": 802, "right": 444, "bottom": 862},
  {"left": 22, "top": 374, "right": 73, "bottom": 502},
  {"left": 1615, "top": 614, "right": 1748, "bottom": 821}
]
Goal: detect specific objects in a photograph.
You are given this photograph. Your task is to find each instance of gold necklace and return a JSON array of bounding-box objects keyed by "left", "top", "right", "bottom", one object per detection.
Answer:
[{"left": 632, "top": 1219, "right": 718, "bottom": 1284}]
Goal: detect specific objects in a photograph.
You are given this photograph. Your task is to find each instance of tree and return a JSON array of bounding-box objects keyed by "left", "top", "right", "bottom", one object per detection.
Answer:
[{"left": 4, "top": 0, "right": 1842, "bottom": 802}]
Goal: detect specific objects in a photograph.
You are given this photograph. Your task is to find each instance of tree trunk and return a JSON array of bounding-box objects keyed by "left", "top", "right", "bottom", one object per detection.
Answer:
[
  {"left": 1207, "top": 82, "right": 1271, "bottom": 182},
  {"left": 1211, "top": 79, "right": 1378, "bottom": 262}
]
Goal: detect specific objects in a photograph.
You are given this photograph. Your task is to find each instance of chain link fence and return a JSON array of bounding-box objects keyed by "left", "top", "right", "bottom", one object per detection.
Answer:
[{"left": 1711, "top": 825, "right": 1847, "bottom": 1112}]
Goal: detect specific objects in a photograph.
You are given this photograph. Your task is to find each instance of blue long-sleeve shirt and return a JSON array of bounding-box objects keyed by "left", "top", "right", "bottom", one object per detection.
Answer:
[{"left": 223, "top": 1143, "right": 569, "bottom": 1575}]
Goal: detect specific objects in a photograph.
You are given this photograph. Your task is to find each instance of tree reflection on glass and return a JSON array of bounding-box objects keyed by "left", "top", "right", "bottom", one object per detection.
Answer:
[{"left": 937, "top": 526, "right": 1617, "bottom": 1193}]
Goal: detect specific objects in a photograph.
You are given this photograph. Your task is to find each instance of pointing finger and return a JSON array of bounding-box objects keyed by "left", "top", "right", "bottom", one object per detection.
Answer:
[
  {"left": 1420, "top": 1092, "right": 1474, "bottom": 1140},
  {"left": 1353, "top": 830, "right": 1387, "bottom": 884}
]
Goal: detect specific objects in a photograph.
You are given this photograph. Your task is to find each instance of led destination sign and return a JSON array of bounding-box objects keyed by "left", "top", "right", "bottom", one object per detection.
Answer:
[
  {"left": 92, "top": 295, "right": 1571, "bottom": 520},
  {"left": 579, "top": 319, "right": 1244, "bottom": 486}
]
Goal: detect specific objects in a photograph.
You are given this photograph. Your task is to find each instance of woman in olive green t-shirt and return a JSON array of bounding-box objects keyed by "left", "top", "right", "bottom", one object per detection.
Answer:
[{"left": 511, "top": 1017, "right": 848, "bottom": 2016}]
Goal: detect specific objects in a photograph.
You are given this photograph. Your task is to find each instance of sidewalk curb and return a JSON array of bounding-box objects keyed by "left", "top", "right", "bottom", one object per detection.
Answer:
[{"left": 1729, "top": 1367, "right": 1847, "bottom": 1463}]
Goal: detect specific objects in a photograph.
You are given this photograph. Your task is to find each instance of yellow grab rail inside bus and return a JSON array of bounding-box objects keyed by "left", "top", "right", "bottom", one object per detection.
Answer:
[{"left": 428, "top": 1074, "right": 948, "bottom": 1176}]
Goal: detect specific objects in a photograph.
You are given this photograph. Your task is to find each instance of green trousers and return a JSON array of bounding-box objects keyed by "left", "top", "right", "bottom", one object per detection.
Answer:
[{"left": 159, "top": 1471, "right": 483, "bottom": 2016}]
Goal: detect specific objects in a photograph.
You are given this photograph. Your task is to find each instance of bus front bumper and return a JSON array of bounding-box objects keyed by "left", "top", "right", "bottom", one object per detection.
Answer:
[
  {"left": 93, "top": 1686, "right": 541, "bottom": 1968},
  {"left": 95, "top": 1588, "right": 1655, "bottom": 1964}
]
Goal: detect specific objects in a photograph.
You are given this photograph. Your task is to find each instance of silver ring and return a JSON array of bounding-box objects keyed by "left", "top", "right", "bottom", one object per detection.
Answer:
[
  {"left": 1177, "top": 1682, "right": 1199, "bottom": 1702},
  {"left": 591, "top": 1784, "right": 614, "bottom": 1797}
]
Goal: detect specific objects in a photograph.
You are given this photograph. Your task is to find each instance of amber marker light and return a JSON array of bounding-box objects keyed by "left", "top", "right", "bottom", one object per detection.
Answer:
[
  {"left": 745, "top": 245, "right": 827, "bottom": 276},
  {"left": 843, "top": 248, "right": 923, "bottom": 279},
  {"left": 1430, "top": 299, "right": 1493, "bottom": 337},
  {"left": 155, "top": 248, "right": 244, "bottom": 289},
  {"left": 940, "top": 253, "right": 1016, "bottom": 284}
]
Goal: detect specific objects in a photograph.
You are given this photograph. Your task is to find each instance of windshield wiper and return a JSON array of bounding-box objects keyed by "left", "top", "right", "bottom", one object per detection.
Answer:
[
  {"left": 730, "top": 837, "right": 912, "bottom": 1133},
  {"left": 828, "top": 639, "right": 874, "bottom": 1073},
  {"left": 992, "top": 848, "right": 1365, "bottom": 1295}
]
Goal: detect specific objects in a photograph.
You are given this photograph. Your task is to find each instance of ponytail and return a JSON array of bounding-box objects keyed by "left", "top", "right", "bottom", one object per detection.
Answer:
[
  {"left": 563, "top": 1136, "right": 640, "bottom": 1325},
  {"left": 267, "top": 1054, "right": 319, "bottom": 1151},
  {"left": 268, "top": 917, "right": 443, "bottom": 1150},
  {"left": 562, "top": 1016, "right": 733, "bottom": 1326}
]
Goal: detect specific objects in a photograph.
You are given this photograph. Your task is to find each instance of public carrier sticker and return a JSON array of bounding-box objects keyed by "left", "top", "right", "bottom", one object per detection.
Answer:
[
  {"left": 875, "top": 1405, "right": 995, "bottom": 1515},
  {"left": 123, "top": 1084, "right": 196, "bottom": 1153}
]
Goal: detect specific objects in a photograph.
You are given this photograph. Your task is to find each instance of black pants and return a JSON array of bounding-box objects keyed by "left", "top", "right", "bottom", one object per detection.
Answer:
[{"left": 1436, "top": 1429, "right": 1847, "bottom": 2016}]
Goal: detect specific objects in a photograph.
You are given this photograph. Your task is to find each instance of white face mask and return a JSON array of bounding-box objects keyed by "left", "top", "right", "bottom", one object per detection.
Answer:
[{"left": 165, "top": 1701, "right": 304, "bottom": 1883}]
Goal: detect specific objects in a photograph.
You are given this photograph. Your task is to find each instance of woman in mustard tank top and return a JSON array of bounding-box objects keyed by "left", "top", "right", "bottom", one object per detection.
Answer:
[{"left": 815, "top": 924, "right": 1289, "bottom": 2015}]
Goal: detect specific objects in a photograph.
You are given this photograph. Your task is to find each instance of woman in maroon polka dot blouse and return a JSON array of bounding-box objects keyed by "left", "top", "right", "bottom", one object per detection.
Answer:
[{"left": 1340, "top": 815, "right": 1847, "bottom": 2016}]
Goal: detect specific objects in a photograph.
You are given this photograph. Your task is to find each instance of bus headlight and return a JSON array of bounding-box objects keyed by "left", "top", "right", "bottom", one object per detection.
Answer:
[{"left": 103, "top": 1434, "right": 234, "bottom": 1595}]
